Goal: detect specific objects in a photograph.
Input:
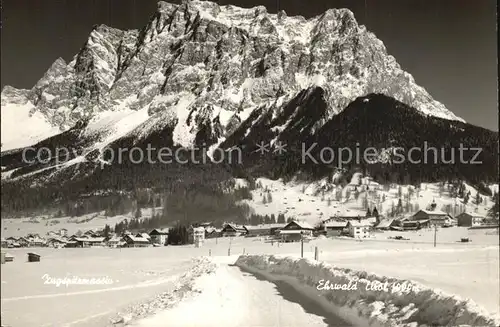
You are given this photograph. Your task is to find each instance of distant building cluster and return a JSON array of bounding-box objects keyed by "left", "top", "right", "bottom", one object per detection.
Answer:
[
  {"left": 320, "top": 207, "right": 498, "bottom": 239},
  {"left": 1, "top": 208, "right": 497, "bottom": 250}
]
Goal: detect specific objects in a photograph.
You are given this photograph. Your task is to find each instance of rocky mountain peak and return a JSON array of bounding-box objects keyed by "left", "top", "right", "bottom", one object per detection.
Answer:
[{"left": 1, "top": 0, "right": 465, "bottom": 153}]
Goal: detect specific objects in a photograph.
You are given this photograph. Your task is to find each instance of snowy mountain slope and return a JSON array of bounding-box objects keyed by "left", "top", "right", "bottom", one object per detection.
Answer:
[
  {"left": 1, "top": 0, "right": 464, "bottom": 153},
  {"left": 0, "top": 87, "right": 62, "bottom": 151},
  {"left": 2, "top": 1, "right": 497, "bottom": 218},
  {"left": 236, "top": 177, "right": 498, "bottom": 225}
]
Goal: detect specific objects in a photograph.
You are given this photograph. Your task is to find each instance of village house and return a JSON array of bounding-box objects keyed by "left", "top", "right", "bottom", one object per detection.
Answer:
[
  {"left": 456, "top": 212, "right": 486, "bottom": 227},
  {"left": 136, "top": 233, "right": 151, "bottom": 241},
  {"left": 47, "top": 237, "right": 67, "bottom": 248},
  {"left": 323, "top": 211, "right": 366, "bottom": 222},
  {"left": 5, "top": 237, "right": 21, "bottom": 248},
  {"left": 401, "top": 220, "right": 423, "bottom": 230},
  {"left": 27, "top": 236, "right": 46, "bottom": 247},
  {"left": 279, "top": 220, "right": 314, "bottom": 242},
  {"left": 59, "top": 228, "right": 68, "bottom": 237},
  {"left": 375, "top": 218, "right": 396, "bottom": 230},
  {"left": 443, "top": 216, "right": 458, "bottom": 227},
  {"left": 149, "top": 228, "right": 169, "bottom": 245},
  {"left": 6, "top": 236, "right": 18, "bottom": 243},
  {"left": 106, "top": 235, "right": 125, "bottom": 248},
  {"left": 122, "top": 234, "right": 151, "bottom": 248},
  {"left": 347, "top": 220, "right": 371, "bottom": 238},
  {"left": 17, "top": 237, "right": 30, "bottom": 247},
  {"left": 392, "top": 216, "right": 423, "bottom": 230},
  {"left": 72, "top": 237, "right": 105, "bottom": 247},
  {"left": 204, "top": 227, "right": 221, "bottom": 239},
  {"left": 410, "top": 210, "right": 451, "bottom": 227},
  {"left": 0, "top": 238, "right": 7, "bottom": 248},
  {"left": 321, "top": 221, "right": 348, "bottom": 236},
  {"left": 64, "top": 240, "right": 79, "bottom": 248},
  {"left": 83, "top": 230, "right": 97, "bottom": 238},
  {"left": 188, "top": 227, "right": 205, "bottom": 246},
  {"left": 221, "top": 224, "right": 247, "bottom": 237},
  {"left": 244, "top": 224, "right": 284, "bottom": 237}
]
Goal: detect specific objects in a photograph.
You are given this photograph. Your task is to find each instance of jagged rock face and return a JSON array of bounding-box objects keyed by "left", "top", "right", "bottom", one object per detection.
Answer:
[{"left": 1, "top": 0, "right": 463, "bottom": 152}]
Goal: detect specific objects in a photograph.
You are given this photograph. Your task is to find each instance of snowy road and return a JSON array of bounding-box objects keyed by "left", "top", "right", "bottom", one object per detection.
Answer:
[{"left": 133, "top": 264, "right": 351, "bottom": 327}]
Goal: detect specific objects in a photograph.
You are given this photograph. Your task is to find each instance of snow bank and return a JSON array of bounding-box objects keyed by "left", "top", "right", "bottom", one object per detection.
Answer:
[
  {"left": 235, "top": 255, "right": 500, "bottom": 327},
  {"left": 110, "top": 257, "right": 216, "bottom": 326}
]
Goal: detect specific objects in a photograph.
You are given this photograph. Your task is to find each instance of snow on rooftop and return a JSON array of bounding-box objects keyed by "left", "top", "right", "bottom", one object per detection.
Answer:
[
  {"left": 419, "top": 209, "right": 449, "bottom": 216},
  {"left": 244, "top": 224, "right": 285, "bottom": 230},
  {"left": 348, "top": 220, "right": 372, "bottom": 227},
  {"left": 324, "top": 221, "right": 348, "bottom": 228}
]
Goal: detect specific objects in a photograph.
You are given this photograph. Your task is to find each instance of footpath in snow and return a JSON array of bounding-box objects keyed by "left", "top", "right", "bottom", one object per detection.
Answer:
[
  {"left": 130, "top": 254, "right": 500, "bottom": 327},
  {"left": 236, "top": 255, "right": 500, "bottom": 327},
  {"left": 131, "top": 262, "right": 350, "bottom": 327}
]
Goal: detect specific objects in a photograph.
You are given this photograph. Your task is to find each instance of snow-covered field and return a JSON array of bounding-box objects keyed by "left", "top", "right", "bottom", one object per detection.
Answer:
[
  {"left": 1, "top": 248, "right": 198, "bottom": 327},
  {"left": 1, "top": 227, "right": 498, "bottom": 326}
]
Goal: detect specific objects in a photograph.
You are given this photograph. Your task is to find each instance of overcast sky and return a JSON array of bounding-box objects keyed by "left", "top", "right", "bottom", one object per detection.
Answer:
[{"left": 1, "top": 0, "right": 497, "bottom": 130}]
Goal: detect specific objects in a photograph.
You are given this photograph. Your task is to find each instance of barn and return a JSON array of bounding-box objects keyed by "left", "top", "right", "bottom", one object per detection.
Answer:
[
  {"left": 456, "top": 212, "right": 487, "bottom": 227},
  {"left": 122, "top": 235, "right": 151, "bottom": 247},
  {"left": 322, "top": 221, "right": 348, "bottom": 236},
  {"left": 279, "top": 220, "right": 314, "bottom": 242},
  {"left": 221, "top": 224, "right": 247, "bottom": 237},
  {"left": 244, "top": 224, "right": 285, "bottom": 237},
  {"left": 411, "top": 210, "right": 451, "bottom": 226}
]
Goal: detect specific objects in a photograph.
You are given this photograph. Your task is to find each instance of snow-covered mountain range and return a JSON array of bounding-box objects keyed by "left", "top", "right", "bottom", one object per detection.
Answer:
[
  {"left": 2, "top": 0, "right": 498, "bottom": 221},
  {"left": 1, "top": 0, "right": 464, "bottom": 152}
]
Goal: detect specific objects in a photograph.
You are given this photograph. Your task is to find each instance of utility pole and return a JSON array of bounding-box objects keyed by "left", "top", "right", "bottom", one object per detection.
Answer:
[
  {"left": 300, "top": 234, "right": 304, "bottom": 258},
  {"left": 433, "top": 224, "right": 437, "bottom": 247}
]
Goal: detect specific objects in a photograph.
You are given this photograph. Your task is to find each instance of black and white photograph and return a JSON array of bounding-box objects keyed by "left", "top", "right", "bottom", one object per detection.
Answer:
[{"left": 1, "top": 0, "right": 498, "bottom": 326}]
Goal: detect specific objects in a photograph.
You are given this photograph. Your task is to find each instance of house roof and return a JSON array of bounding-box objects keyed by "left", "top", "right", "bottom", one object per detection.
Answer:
[
  {"left": 244, "top": 224, "right": 285, "bottom": 230},
  {"left": 284, "top": 220, "right": 314, "bottom": 230},
  {"left": 74, "top": 237, "right": 105, "bottom": 242},
  {"left": 375, "top": 219, "right": 394, "bottom": 228},
  {"left": 418, "top": 209, "right": 449, "bottom": 216},
  {"left": 324, "top": 221, "right": 348, "bottom": 228},
  {"left": 204, "top": 227, "right": 217, "bottom": 233},
  {"left": 124, "top": 235, "right": 150, "bottom": 243},
  {"left": 47, "top": 237, "right": 67, "bottom": 243},
  {"left": 29, "top": 237, "right": 46, "bottom": 243},
  {"left": 149, "top": 228, "right": 170, "bottom": 235},
  {"left": 348, "top": 220, "right": 372, "bottom": 227},
  {"left": 223, "top": 224, "right": 247, "bottom": 232},
  {"left": 460, "top": 212, "right": 487, "bottom": 219}
]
